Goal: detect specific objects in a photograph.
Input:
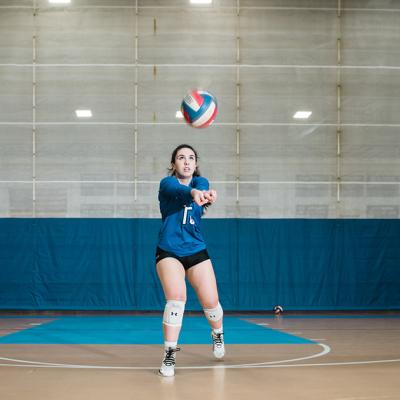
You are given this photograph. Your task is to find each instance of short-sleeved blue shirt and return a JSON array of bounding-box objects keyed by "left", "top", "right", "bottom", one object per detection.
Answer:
[{"left": 157, "top": 175, "right": 209, "bottom": 257}]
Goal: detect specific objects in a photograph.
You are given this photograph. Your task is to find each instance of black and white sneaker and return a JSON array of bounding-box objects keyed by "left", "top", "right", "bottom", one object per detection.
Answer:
[
  {"left": 159, "top": 347, "right": 180, "bottom": 377},
  {"left": 211, "top": 331, "right": 225, "bottom": 359}
]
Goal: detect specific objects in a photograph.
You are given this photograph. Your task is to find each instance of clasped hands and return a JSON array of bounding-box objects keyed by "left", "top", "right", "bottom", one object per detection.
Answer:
[{"left": 190, "top": 189, "right": 218, "bottom": 206}]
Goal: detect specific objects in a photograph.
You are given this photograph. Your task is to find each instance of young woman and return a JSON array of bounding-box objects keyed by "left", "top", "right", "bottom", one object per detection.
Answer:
[{"left": 156, "top": 144, "right": 225, "bottom": 377}]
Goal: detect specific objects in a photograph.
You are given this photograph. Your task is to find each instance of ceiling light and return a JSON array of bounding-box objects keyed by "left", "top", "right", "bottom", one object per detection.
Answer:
[
  {"left": 75, "top": 109, "right": 92, "bottom": 118},
  {"left": 49, "top": 0, "right": 71, "bottom": 4},
  {"left": 293, "top": 111, "right": 312, "bottom": 119},
  {"left": 190, "top": 0, "right": 212, "bottom": 4}
]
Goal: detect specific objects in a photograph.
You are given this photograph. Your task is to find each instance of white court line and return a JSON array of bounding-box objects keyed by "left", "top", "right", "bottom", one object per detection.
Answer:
[
  {"left": 239, "top": 358, "right": 400, "bottom": 369},
  {"left": 0, "top": 343, "right": 330, "bottom": 370},
  {"left": 1, "top": 343, "right": 400, "bottom": 370},
  {"left": 2, "top": 357, "right": 400, "bottom": 370}
]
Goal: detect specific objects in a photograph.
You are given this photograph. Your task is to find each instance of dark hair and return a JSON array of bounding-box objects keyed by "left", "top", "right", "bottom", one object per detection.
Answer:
[
  {"left": 168, "top": 144, "right": 201, "bottom": 177},
  {"left": 169, "top": 144, "right": 211, "bottom": 211}
]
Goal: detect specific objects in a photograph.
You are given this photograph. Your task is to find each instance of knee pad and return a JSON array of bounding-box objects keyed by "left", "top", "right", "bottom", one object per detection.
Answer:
[
  {"left": 204, "top": 302, "right": 223, "bottom": 322},
  {"left": 163, "top": 300, "right": 185, "bottom": 327}
]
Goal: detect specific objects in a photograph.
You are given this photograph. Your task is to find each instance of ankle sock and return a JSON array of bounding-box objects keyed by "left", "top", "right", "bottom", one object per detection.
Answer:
[{"left": 164, "top": 341, "right": 177, "bottom": 349}]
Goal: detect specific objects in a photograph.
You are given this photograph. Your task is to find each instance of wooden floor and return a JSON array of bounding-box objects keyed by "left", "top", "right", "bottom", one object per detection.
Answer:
[{"left": 0, "top": 313, "right": 399, "bottom": 400}]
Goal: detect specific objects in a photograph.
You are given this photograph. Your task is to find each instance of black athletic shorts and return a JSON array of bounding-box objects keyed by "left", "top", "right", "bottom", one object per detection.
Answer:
[{"left": 155, "top": 247, "right": 210, "bottom": 270}]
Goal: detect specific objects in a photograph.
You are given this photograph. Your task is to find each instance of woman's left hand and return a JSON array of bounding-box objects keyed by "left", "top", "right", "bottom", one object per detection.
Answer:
[{"left": 203, "top": 189, "right": 217, "bottom": 204}]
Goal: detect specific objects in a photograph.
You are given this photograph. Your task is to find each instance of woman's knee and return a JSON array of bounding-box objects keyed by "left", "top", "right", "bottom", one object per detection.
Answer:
[
  {"left": 203, "top": 302, "right": 223, "bottom": 322},
  {"left": 201, "top": 298, "right": 219, "bottom": 310},
  {"left": 166, "top": 294, "right": 187, "bottom": 302},
  {"left": 163, "top": 299, "right": 186, "bottom": 327}
]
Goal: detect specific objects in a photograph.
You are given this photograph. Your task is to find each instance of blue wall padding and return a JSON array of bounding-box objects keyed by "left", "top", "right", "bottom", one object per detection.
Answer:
[{"left": 0, "top": 218, "right": 399, "bottom": 310}]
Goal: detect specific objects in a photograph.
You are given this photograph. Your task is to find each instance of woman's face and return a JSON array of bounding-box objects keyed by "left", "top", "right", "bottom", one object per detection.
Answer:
[{"left": 173, "top": 147, "right": 197, "bottom": 179}]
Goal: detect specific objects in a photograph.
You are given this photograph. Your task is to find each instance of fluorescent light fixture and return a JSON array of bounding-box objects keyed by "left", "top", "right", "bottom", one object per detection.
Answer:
[
  {"left": 293, "top": 111, "right": 312, "bottom": 119},
  {"left": 175, "top": 110, "right": 184, "bottom": 119},
  {"left": 49, "top": 0, "right": 71, "bottom": 4},
  {"left": 190, "top": 0, "right": 212, "bottom": 4},
  {"left": 75, "top": 109, "right": 92, "bottom": 118}
]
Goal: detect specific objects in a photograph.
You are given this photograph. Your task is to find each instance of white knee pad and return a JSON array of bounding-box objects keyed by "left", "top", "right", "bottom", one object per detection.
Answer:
[
  {"left": 163, "top": 300, "right": 185, "bottom": 327},
  {"left": 204, "top": 302, "right": 223, "bottom": 322}
]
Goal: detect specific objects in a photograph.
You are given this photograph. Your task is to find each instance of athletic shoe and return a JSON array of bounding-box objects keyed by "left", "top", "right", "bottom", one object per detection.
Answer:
[
  {"left": 159, "top": 347, "right": 180, "bottom": 377},
  {"left": 211, "top": 331, "right": 225, "bottom": 359}
]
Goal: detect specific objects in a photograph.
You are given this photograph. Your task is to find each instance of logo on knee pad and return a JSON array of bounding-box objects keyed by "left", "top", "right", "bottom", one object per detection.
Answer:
[
  {"left": 163, "top": 300, "right": 185, "bottom": 327},
  {"left": 204, "top": 303, "right": 223, "bottom": 322}
]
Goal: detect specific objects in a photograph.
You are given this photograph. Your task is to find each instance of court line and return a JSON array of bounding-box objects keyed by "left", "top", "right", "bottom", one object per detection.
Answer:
[
  {"left": 1, "top": 343, "right": 399, "bottom": 370},
  {"left": 1, "top": 357, "right": 400, "bottom": 370},
  {"left": 1, "top": 342, "right": 400, "bottom": 370},
  {"left": 238, "top": 358, "right": 400, "bottom": 369},
  {"left": 0, "top": 343, "right": 329, "bottom": 370},
  {"left": 0, "top": 343, "right": 338, "bottom": 370}
]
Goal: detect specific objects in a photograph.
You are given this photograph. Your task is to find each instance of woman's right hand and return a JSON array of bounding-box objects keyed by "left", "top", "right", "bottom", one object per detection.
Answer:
[
  {"left": 191, "top": 189, "right": 218, "bottom": 206},
  {"left": 204, "top": 189, "right": 217, "bottom": 204},
  {"left": 191, "top": 189, "right": 209, "bottom": 206}
]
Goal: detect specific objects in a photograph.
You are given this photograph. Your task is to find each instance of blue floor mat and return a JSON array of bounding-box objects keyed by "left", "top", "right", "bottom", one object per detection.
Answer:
[{"left": 0, "top": 316, "right": 314, "bottom": 345}]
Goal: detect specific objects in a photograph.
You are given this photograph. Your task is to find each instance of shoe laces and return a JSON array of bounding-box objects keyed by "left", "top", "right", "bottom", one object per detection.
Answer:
[
  {"left": 163, "top": 347, "right": 180, "bottom": 367},
  {"left": 212, "top": 332, "right": 224, "bottom": 347}
]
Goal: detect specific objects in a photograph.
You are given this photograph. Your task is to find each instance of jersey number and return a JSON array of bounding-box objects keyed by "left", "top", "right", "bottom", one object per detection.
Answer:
[{"left": 182, "top": 206, "right": 192, "bottom": 225}]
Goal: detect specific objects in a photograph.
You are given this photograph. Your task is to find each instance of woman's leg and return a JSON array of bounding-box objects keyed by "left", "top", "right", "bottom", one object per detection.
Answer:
[
  {"left": 156, "top": 257, "right": 186, "bottom": 376},
  {"left": 186, "top": 259, "right": 225, "bottom": 358},
  {"left": 156, "top": 257, "right": 187, "bottom": 342}
]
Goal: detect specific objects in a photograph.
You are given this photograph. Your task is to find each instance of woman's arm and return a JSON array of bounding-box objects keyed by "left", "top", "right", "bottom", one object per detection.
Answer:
[
  {"left": 159, "top": 176, "right": 193, "bottom": 203},
  {"left": 159, "top": 176, "right": 217, "bottom": 206},
  {"left": 191, "top": 177, "right": 217, "bottom": 206}
]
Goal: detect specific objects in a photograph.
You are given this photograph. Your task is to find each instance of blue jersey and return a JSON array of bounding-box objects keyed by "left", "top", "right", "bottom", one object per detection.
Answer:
[{"left": 157, "top": 175, "right": 209, "bottom": 257}]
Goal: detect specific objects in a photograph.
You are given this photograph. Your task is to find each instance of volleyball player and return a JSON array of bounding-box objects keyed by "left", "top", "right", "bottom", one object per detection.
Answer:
[{"left": 156, "top": 144, "right": 225, "bottom": 377}]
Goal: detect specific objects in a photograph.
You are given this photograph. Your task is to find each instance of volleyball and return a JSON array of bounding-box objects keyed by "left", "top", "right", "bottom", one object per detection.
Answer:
[
  {"left": 273, "top": 305, "right": 283, "bottom": 315},
  {"left": 181, "top": 89, "right": 218, "bottom": 128}
]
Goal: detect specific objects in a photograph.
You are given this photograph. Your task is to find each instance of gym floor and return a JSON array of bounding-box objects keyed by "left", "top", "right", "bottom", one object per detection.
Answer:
[{"left": 0, "top": 312, "right": 399, "bottom": 400}]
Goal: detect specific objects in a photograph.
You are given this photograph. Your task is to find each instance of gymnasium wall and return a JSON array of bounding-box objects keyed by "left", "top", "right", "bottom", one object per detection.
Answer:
[
  {"left": 0, "top": 218, "right": 399, "bottom": 310},
  {"left": 1, "top": 1, "right": 399, "bottom": 309},
  {"left": 0, "top": 218, "right": 400, "bottom": 310}
]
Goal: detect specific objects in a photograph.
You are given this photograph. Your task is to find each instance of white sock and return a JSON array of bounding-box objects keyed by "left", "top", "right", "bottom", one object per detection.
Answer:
[
  {"left": 213, "top": 326, "right": 223, "bottom": 334},
  {"left": 164, "top": 341, "right": 177, "bottom": 349}
]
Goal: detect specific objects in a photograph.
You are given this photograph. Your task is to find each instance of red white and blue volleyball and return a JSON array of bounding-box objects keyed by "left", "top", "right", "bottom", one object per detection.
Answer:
[{"left": 181, "top": 89, "right": 218, "bottom": 128}]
